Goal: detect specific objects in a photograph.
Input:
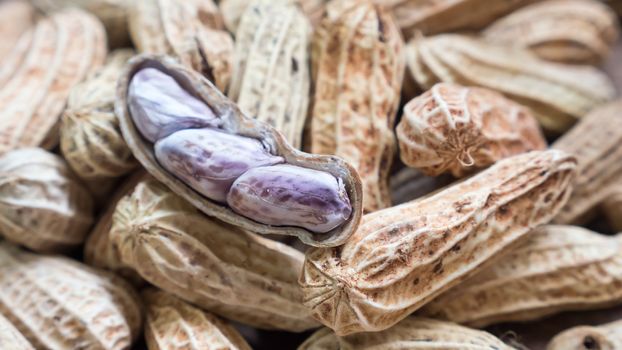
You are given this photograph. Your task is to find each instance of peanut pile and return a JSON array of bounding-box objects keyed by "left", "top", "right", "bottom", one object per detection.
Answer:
[{"left": 0, "top": 0, "right": 621, "bottom": 349}]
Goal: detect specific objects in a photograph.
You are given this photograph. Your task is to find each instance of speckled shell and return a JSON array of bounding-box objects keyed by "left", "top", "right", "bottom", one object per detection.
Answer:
[
  {"left": 110, "top": 179, "right": 320, "bottom": 331},
  {"left": 0, "top": 8, "right": 106, "bottom": 155},
  {"left": 603, "top": 187, "right": 622, "bottom": 232},
  {"left": 0, "top": 242, "right": 142, "bottom": 350},
  {"left": 116, "top": 54, "right": 363, "bottom": 247},
  {"left": 373, "top": 0, "right": 537, "bottom": 39},
  {"left": 0, "top": 313, "right": 33, "bottom": 350},
  {"left": 397, "top": 83, "right": 547, "bottom": 177},
  {"left": 483, "top": 0, "right": 620, "bottom": 65},
  {"left": 553, "top": 99, "right": 622, "bottom": 224},
  {"left": 129, "top": 0, "right": 233, "bottom": 91},
  {"left": 61, "top": 49, "right": 137, "bottom": 185},
  {"left": 228, "top": 1, "right": 311, "bottom": 149},
  {"left": 143, "top": 289, "right": 252, "bottom": 350},
  {"left": 421, "top": 225, "right": 622, "bottom": 328},
  {"left": 0, "top": 0, "right": 34, "bottom": 62},
  {"left": 300, "top": 150, "right": 577, "bottom": 335},
  {"left": 298, "top": 317, "right": 514, "bottom": 350},
  {"left": 548, "top": 319, "right": 622, "bottom": 350},
  {"left": 310, "top": 0, "right": 404, "bottom": 213},
  {"left": 405, "top": 33, "right": 616, "bottom": 133},
  {"left": 0, "top": 148, "right": 94, "bottom": 253}
]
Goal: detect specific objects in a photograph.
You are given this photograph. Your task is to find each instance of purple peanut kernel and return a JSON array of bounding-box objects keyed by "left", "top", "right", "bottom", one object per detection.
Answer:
[
  {"left": 129, "top": 68, "right": 222, "bottom": 142},
  {"left": 227, "top": 164, "right": 352, "bottom": 233},
  {"left": 155, "top": 128, "right": 284, "bottom": 202}
]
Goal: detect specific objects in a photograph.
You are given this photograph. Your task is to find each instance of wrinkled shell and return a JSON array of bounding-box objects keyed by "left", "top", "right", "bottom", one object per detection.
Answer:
[
  {"left": 116, "top": 55, "right": 363, "bottom": 247},
  {"left": 0, "top": 0, "right": 34, "bottom": 62},
  {"left": 144, "top": 289, "right": 251, "bottom": 350},
  {"left": 548, "top": 319, "right": 622, "bottom": 350},
  {"left": 389, "top": 167, "right": 454, "bottom": 205},
  {"left": 397, "top": 83, "right": 547, "bottom": 177},
  {"left": 483, "top": 0, "right": 620, "bottom": 64},
  {"left": 310, "top": 0, "right": 404, "bottom": 213},
  {"left": 405, "top": 33, "right": 616, "bottom": 133},
  {"left": 374, "top": 0, "right": 537, "bottom": 39},
  {"left": 220, "top": 0, "right": 326, "bottom": 33},
  {"left": 228, "top": 1, "right": 311, "bottom": 149},
  {"left": 0, "top": 242, "right": 142, "bottom": 350},
  {"left": 299, "top": 317, "right": 514, "bottom": 350},
  {"left": 421, "top": 225, "right": 622, "bottom": 327},
  {"left": 61, "top": 49, "right": 137, "bottom": 185},
  {"left": 0, "top": 8, "right": 106, "bottom": 155},
  {"left": 0, "top": 313, "right": 33, "bottom": 350},
  {"left": 110, "top": 179, "right": 319, "bottom": 331},
  {"left": 129, "top": 0, "right": 233, "bottom": 91},
  {"left": 300, "top": 150, "right": 577, "bottom": 335},
  {"left": 553, "top": 99, "right": 622, "bottom": 224},
  {"left": 603, "top": 186, "right": 622, "bottom": 232},
  {"left": 0, "top": 148, "right": 94, "bottom": 253}
]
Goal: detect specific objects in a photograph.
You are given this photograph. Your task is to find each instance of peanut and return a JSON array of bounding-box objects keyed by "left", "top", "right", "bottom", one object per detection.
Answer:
[{"left": 548, "top": 319, "right": 622, "bottom": 350}]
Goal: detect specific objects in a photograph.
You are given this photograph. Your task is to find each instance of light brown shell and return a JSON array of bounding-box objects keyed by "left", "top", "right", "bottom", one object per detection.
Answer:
[
  {"left": 110, "top": 179, "right": 320, "bottom": 331},
  {"left": 298, "top": 317, "right": 514, "bottom": 350},
  {"left": 129, "top": 0, "right": 233, "bottom": 91},
  {"left": 421, "top": 225, "right": 622, "bottom": 328},
  {"left": 373, "top": 0, "right": 537, "bottom": 39},
  {"left": 228, "top": 0, "right": 311, "bottom": 149},
  {"left": 483, "top": 0, "right": 620, "bottom": 65},
  {"left": 548, "top": 319, "right": 622, "bottom": 350},
  {"left": 143, "top": 289, "right": 252, "bottom": 350},
  {"left": 553, "top": 99, "right": 622, "bottom": 224},
  {"left": 116, "top": 54, "right": 363, "bottom": 247},
  {"left": 603, "top": 186, "right": 622, "bottom": 232},
  {"left": 310, "top": 0, "right": 404, "bottom": 213},
  {"left": 405, "top": 33, "right": 616, "bottom": 133},
  {"left": 0, "top": 148, "right": 94, "bottom": 253},
  {"left": 0, "top": 242, "right": 142, "bottom": 350},
  {"left": 0, "top": 8, "right": 106, "bottom": 155},
  {"left": 0, "top": 313, "right": 33, "bottom": 350},
  {"left": 300, "top": 150, "right": 577, "bottom": 335},
  {"left": 397, "top": 83, "right": 547, "bottom": 177},
  {"left": 0, "top": 0, "right": 35, "bottom": 62},
  {"left": 60, "top": 49, "right": 137, "bottom": 185}
]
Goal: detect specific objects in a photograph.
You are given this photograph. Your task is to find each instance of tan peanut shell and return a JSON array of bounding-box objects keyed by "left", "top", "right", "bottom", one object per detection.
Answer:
[
  {"left": 0, "top": 242, "right": 142, "bottom": 350},
  {"left": 129, "top": 0, "right": 233, "bottom": 91},
  {"left": 421, "top": 225, "right": 622, "bottom": 328},
  {"left": 228, "top": 0, "right": 311, "bottom": 149},
  {"left": 310, "top": 0, "right": 404, "bottom": 213},
  {"left": 0, "top": 313, "right": 33, "bottom": 350},
  {"left": 144, "top": 289, "right": 252, "bottom": 350},
  {"left": 0, "top": 0, "right": 35, "bottom": 62},
  {"left": 300, "top": 150, "right": 577, "bottom": 335},
  {"left": 553, "top": 99, "right": 622, "bottom": 224},
  {"left": 548, "top": 319, "right": 622, "bottom": 350},
  {"left": 405, "top": 33, "right": 616, "bottom": 133},
  {"left": 603, "top": 186, "right": 622, "bottom": 232},
  {"left": 116, "top": 54, "right": 363, "bottom": 247},
  {"left": 389, "top": 167, "right": 454, "bottom": 205},
  {"left": 373, "top": 0, "right": 537, "bottom": 39},
  {"left": 397, "top": 83, "right": 547, "bottom": 177},
  {"left": 0, "top": 8, "right": 106, "bottom": 155},
  {"left": 298, "top": 317, "right": 514, "bottom": 350},
  {"left": 110, "top": 179, "right": 320, "bottom": 331},
  {"left": 61, "top": 49, "right": 137, "bottom": 186},
  {"left": 483, "top": 0, "right": 620, "bottom": 65},
  {"left": 0, "top": 148, "right": 94, "bottom": 253}
]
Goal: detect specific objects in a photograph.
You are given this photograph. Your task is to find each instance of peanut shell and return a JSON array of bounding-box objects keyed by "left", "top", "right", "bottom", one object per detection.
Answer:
[
  {"left": 143, "top": 289, "right": 251, "bottom": 350},
  {"left": 0, "top": 0, "right": 35, "bottom": 62},
  {"left": 603, "top": 186, "right": 622, "bottom": 232},
  {"left": 300, "top": 150, "right": 576, "bottom": 335},
  {"left": 110, "top": 179, "right": 320, "bottom": 331},
  {"left": 405, "top": 33, "right": 616, "bottom": 133},
  {"left": 0, "top": 8, "right": 106, "bottom": 155},
  {"left": 389, "top": 167, "right": 454, "bottom": 205},
  {"left": 397, "top": 83, "right": 546, "bottom": 177},
  {"left": 0, "top": 313, "right": 33, "bottom": 350},
  {"left": 553, "top": 99, "right": 622, "bottom": 224},
  {"left": 548, "top": 319, "right": 622, "bottom": 350},
  {"left": 116, "top": 54, "right": 363, "bottom": 247},
  {"left": 0, "top": 242, "right": 142, "bottom": 350},
  {"left": 310, "top": 0, "right": 404, "bottom": 213},
  {"left": 0, "top": 148, "right": 94, "bottom": 253},
  {"left": 421, "top": 225, "right": 622, "bottom": 327},
  {"left": 228, "top": 0, "right": 311, "bottom": 149}
]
